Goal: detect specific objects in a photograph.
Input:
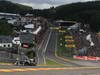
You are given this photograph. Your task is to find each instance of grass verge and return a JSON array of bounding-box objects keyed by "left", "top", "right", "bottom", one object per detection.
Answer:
[
  {"left": 46, "top": 59, "right": 65, "bottom": 66},
  {"left": 57, "top": 32, "right": 75, "bottom": 60}
]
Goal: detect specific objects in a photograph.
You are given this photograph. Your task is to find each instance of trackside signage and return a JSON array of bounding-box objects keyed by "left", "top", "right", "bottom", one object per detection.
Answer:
[{"left": 73, "top": 56, "right": 100, "bottom": 61}]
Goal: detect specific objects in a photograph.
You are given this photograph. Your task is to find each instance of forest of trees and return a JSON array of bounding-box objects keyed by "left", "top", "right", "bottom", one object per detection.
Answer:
[
  {"left": 54, "top": 1, "right": 100, "bottom": 32},
  {"left": 0, "top": 18, "right": 13, "bottom": 35},
  {"left": 0, "top": 1, "right": 33, "bottom": 35},
  {"left": 0, "top": 1, "right": 100, "bottom": 33},
  {"left": 0, "top": 1, "right": 33, "bottom": 15},
  {"left": 32, "top": 1, "right": 100, "bottom": 32}
]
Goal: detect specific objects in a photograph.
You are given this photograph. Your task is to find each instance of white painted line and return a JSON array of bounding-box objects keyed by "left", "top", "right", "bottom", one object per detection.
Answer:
[
  {"left": 42, "top": 31, "right": 52, "bottom": 64},
  {"left": 53, "top": 31, "right": 64, "bottom": 65},
  {"left": 38, "top": 38, "right": 46, "bottom": 50},
  {"left": 37, "top": 32, "right": 48, "bottom": 65},
  {"left": 55, "top": 31, "right": 74, "bottom": 63},
  {"left": 43, "top": 31, "right": 52, "bottom": 53},
  {"left": 37, "top": 50, "right": 40, "bottom": 65},
  {"left": 55, "top": 31, "right": 58, "bottom": 57}
]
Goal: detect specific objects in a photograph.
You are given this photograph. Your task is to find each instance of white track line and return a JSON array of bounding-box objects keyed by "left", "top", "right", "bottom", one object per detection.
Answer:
[
  {"left": 42, "top": 31, "right": 52, "bottom": 64},
  {"left": 37, "top": 33, "right": 47, "bottom": 64},
  {"left": 37, "top": 32, "right": 48, "bottom": 64},
  {"left": 37, "top": 39, "right": 45, "bottom": 64}
]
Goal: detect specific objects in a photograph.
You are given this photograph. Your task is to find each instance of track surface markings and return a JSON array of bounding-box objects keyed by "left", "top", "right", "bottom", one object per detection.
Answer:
[{"left": 0, "top": 66, "right": 100, "bottom": 72}]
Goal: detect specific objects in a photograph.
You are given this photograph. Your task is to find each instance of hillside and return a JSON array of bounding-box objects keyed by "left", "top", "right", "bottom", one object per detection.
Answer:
[
  {"left": 54, "top": 1, "right": 100, "bottom": 32},
  {"left": 0, "top": 18, "right": 13, "bottom": 35},
  {"left": 0, "top": 1, "right": 33, "bottom": 15}
]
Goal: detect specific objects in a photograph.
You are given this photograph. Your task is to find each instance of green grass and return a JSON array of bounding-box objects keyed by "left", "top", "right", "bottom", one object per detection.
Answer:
[
  {"left": 98, "top": 32, "right": 100, "bottom": 34},
  {"left": 57, "top": 33, "right": 74, "bottom": 56},
  {"left": 46, "top": 59, "right": 65, "bottom": 66},
  {"left": 56, "top": 33, "right": 81, "bottom": 61}
]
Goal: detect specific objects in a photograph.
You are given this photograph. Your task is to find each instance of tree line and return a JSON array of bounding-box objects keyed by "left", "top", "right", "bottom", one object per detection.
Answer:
[
  {"left": 33, "top": 1, "right": 100, "bottom": 33},
  {"left": 0, "top": 1, "right": 100, "bottom": 33},
  {"left": 54, "top": 1, "right": 100, "bottom": 32},
  {"left": 0, "top": 1, "right": 33, "bottom": 15}
]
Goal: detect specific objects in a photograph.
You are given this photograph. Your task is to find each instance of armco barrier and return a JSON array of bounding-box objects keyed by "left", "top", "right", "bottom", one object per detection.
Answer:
[{"left": 73, "top": 56, "right": 100, "bottom": 61}]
